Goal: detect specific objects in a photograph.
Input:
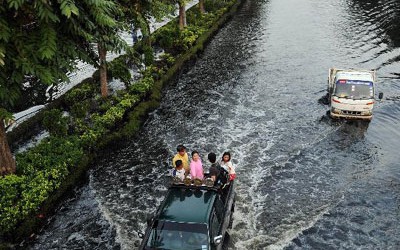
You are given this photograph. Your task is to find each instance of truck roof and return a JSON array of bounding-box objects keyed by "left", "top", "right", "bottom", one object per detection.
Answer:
[
  {"left": 158, "top": 187, "right": 217, "bottom": 224},
  {"left": 335, "top": 71, "right": 374, "bottom": 82}
]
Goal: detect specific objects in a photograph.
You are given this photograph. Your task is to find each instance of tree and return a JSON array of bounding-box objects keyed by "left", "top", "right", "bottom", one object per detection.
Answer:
[
  {"left": 178, "top": 0, "right": 187, "bottom": 30},
  {"left": 119, "top": 0, "right": 176, "bottom": 44},
  {"left": 199, "top": 0, "right": 205, "bottom": 14},
  {"left": 98, "top": 43, "right": 109, "bottom": 97},
  {"left": 86, "top": 1, "right": 127, "bottom": 97},
  {"left": 0, "top": 123, "right": 15, "bottom": 175},
  {"left": 61, "top": 1, "right": 127, "bottom": 98},
  {"left": 165, "top": 0, "right": 189, "bottom": 30},
  {"left": 0, "top": 110, "right": 15, "bottom": 175},
  {"left": 0, "top": 0, "right": 125, "bottom": 175},
  {"left": 117, "top": 0, "right": 175, "bottom": 65}
]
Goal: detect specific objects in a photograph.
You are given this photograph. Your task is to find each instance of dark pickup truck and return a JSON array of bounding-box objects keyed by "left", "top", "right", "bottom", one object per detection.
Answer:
[{"left": 138, "top": 182, "right": 236, "bottom": 250}]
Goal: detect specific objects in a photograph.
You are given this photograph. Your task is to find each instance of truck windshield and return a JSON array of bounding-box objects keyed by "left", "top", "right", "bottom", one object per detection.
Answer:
[
  {"left": 145, "top": 221, "right": 209, "bottom": 250},
  {"left": 334, "top": 80, "right": 373, "bottom": 99}
]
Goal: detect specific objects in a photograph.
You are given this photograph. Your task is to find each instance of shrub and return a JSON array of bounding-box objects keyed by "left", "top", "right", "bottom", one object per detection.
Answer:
[
  {"left": 142, "top": 45, "right": 154, "bottom": 66},
  {"left": 93, "top": 106, "right": 125, "bottom": 129},
  {"left": 108, "top": 56, "right": 132, "bottom": 85},
  {"left": 70, "top": 100, "right": 90, "bottom": 119},
  {"left": 0, "top": 175, "right": 27, "bottom": 231},
  {"left": 160, "top": 53, "right": 176, "bottom": 67},
  {"left": 117, "top": 93, "right": 139, "bottom": 109},
  {"left": 42, "top": 109, "right": 68, "bottom": 137},
  {"left": 129, "top": 75, "right": 155, "bottom": 95},
  {"left": 64, "top": 81, "right": 96, "bottom": 106},
  {"left": 96, "top": 98, "right": 114, "bottom": 113},
  {"left": 0, "top": 136, "right": 83, "bottom": 233},
  {"left": 205, "top": 0, "right": 228, "bottom": 12},
  {"left": 154, "top": 26, "right": 180, "bottom": 50},
  {"left": 16, "top": 136, "right": 83, "bottom": 176}
]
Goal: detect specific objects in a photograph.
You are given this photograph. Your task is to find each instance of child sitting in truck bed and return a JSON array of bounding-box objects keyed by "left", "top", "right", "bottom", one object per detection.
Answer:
[{"left": 172, "top": 160, "right": 186, "bottom": 181}]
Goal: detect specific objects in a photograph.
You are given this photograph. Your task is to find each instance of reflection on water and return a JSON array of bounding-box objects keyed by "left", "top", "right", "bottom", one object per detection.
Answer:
[
  {"left": 346, "top": 0, "right": 400, "bottom": 77},
  {"left": 349, "top": 0, "right": 400, "bottom": 48},
  {"left": 28, "top": 0, "right": 400, "bottom": 249}
]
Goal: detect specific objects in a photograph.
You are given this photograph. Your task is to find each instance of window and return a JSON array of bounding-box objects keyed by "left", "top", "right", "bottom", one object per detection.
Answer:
[
  {"left": 146, "top": 221, "right": 209, "bottom": 250},
  {"left": 334, "top": 80, "right": 373, "bottom": 99}
]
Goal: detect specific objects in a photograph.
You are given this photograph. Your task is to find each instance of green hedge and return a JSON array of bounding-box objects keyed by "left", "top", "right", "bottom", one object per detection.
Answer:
[{"left": 1, "top": 136, "right": 83, "bottom": 232}]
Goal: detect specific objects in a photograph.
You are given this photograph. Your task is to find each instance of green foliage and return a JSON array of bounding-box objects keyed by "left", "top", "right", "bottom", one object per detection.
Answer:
[
  {"left": 42, "top": 109, "right": 68, "bottom": 137},
  {"left": 129, "top": 76, "right": 154, "bottom": 94},
  {"left": 154, "top": 26, "right": 180, "bottom": 50},
  {"left": 59, "top": 0, "right": 80, "bottom": 18},
  {"left": 124, "top": 47, "right": 143, "bottom": 68},
  {"left": 115, "top": 93, "right": 140, "bottom": 109},
  {"left": 0, "top": 136, "right": 83, "bottom": 232},
  {"left": 38, "top": 24, "right": 57, "bottom": 60},
  {"left": 70, "top": 100, "right": 91, "bottom": 119},
  {"left": 93, "top": 106, "right": 124, "bottom": 129},
  {"left": 160, "top": 53, "right": 176, "bottom": 67},
  {"left": 108, "top": 56, "right": 132, "bottom": 85},
  {"left": 70, "top": 118, "right": 90, "bottom": 135},
  {"left": 68, "top": 90, "right": 140, "bottom": 148},
  {"left": 151, "top": 0, "right": 230, "bottom": 55},
  {"left": 91, "top": 91, "right": 139, "bottom": 130},
  {"left": 0, "top": 175, "right": 27, "bottom": 231},
  {"left": 204, "top": 0, "right": 229, "bottom": 13},
  {"left": 179, "top": 27, "right": 203, "bottom": 50},
  {"left": 97, "top": 98, "right": 114, "bottom": 113},
  {"left": 119, "top": 0, "right": 175, "bottom": 42},
  {"left": 142, "top": 45, "right": 155, "bottom": 66},
  {"left": 0, "top": 0, "right": 126, "bottom": 114},
  {"left": 0, "top": 108, "right": 13, "bottom": 125},
  {"left": 64, "top": 81, "right": 96, "bottom": 106},
  {"left": 16, "top": 136, "right": 83, "bottom": 176}
]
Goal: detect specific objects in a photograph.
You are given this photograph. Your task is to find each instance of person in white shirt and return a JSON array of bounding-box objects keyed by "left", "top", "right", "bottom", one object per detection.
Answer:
[
  {"left": 172, "top": 160, "right": 186, "bottom": 181},
  {"left": 220, "top": 152, "right": 236, "bottom": 181}
]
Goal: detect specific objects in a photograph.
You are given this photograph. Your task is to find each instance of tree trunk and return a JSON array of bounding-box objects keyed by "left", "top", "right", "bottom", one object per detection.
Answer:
[
  {"left": 0, "top": 121, "right": 16, "bottom": 176},
  {"left": 144, "top": 22, "right": 151, "bottom": 47},
  {"left": 179, "top": 3, "right": 187, "bottom": 30},
  {"left": 199, "top": 0, "right": 205, "bottom": 14},
  {"left": 98, "top": 44, "right": 108, "bottom": 98}
]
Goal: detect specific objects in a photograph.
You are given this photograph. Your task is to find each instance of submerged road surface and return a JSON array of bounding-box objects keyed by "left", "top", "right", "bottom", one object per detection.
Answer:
[{"left": 30, "top": 0, "right": 400, "bottom": 249}]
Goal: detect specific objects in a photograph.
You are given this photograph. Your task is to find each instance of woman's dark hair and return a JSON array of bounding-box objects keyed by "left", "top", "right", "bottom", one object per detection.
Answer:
[
  {"left": 222, "top": 152, "right": 231, "bottom": 161},
  {"left": 191, "top": 150, "right": 199, "bottom": 157}
]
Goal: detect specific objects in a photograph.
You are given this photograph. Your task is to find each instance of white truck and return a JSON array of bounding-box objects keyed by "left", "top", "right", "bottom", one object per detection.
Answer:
[{"left": 327, "top": 68, "right": 383, "bottom": 121}]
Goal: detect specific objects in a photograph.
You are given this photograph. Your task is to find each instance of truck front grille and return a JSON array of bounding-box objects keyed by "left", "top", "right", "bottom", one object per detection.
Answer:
[{"left": 342, "top": 110, "right": 362, "bottom": 115}]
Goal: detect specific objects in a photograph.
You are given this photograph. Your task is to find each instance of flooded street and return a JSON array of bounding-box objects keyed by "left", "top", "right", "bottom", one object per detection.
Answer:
[{"left": 30, "top": 0, "right": 400, "bottom": 249}]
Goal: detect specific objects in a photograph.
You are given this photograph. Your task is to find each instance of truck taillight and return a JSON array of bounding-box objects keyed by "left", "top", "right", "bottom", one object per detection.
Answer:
[
  {"left": 366, "top": 101, "right": 374, "bottom": 105},
  {"left": 332, "top": 99, "right": 341, "bottom": 103}
]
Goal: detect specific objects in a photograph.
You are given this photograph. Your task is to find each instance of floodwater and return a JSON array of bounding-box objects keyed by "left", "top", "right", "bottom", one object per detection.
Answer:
[{"left": 29, "top": 0, "right": 400, "bottom": 249}]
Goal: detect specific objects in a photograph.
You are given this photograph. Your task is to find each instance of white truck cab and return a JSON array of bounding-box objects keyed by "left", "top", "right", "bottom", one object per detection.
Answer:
[{"left": 328, "top": 68, "right": 383, "bottom": 121}]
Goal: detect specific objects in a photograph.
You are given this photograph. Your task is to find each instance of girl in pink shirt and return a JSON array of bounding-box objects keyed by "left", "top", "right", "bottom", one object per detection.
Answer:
[{"left": 190, "top": 150, "right": 204, "bottom": 180}]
